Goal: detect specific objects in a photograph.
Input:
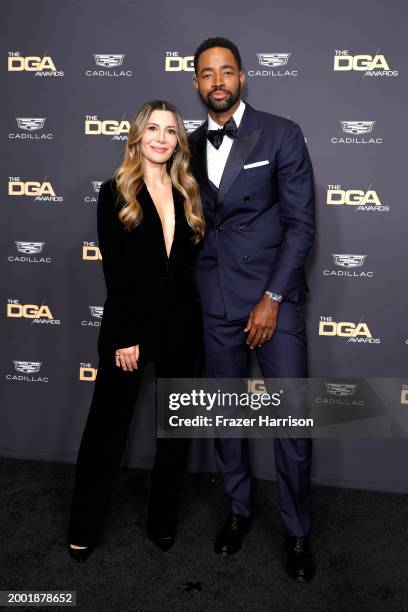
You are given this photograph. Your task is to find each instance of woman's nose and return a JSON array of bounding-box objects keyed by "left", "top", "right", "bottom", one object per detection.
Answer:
[{"left": 155, "top": 130, "right": 166, "bottom": 143}]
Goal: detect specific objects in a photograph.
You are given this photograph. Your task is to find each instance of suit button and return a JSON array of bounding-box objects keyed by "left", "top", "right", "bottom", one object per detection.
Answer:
[
  {"left": 244, "top": 196, "right": 251, "bottom": 202},
  {"left": 243, "top": 255, "right": 250, "bottom": 262},
  {"left": 216, "top": 225, "right": 223, "bottom": 232}
]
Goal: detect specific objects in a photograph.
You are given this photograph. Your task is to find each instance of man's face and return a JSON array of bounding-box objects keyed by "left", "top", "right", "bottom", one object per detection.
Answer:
[{"left": 193, "top": 46, "right": 245, "bottom": 114}]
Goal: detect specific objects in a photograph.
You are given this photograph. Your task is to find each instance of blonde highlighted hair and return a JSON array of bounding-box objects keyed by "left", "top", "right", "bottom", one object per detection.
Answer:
[{"left": 113, "top": 100, "right": 205, "bottom": 243}]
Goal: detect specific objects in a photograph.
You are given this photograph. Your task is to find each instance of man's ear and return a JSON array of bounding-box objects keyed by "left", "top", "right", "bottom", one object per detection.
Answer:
[
  {"left": 239, "top": 70, "right": 246, "bottom": 88},
  {"left": 192, "top": 75, "right": 198, "bottom": 90}
]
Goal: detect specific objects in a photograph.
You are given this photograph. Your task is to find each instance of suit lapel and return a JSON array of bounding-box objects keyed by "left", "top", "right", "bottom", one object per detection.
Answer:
[
  {"left": 217, "top": 106, "right": 262, "bottom": 204},
  {"left": 192, "top": 125, "right": 208, "bottom": 186},
  {"left": 190, "top": 122, "right": 217, "bottom": 201},
  {"left": 172, "top": 185, "right": 186, "bottom": 233}
]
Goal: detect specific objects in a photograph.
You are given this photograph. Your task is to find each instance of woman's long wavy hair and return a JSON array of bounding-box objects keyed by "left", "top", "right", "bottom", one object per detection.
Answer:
[{"left": 114, "top": 100, "right": 205, "bottom": 243}]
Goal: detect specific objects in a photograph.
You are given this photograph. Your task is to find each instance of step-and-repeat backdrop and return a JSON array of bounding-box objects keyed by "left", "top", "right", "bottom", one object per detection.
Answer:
[{"left": 2, "top": 0, "right": 407, "bottom": 492}]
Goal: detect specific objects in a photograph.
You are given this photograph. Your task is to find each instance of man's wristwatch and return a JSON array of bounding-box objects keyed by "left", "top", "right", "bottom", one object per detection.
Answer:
[{"left": 265, "top": 291, "right": 283, "bottom": 303}]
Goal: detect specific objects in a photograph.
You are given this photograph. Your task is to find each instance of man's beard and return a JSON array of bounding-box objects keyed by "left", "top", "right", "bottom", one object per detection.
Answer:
[{"left": 198, "top": 84, "right": 241, "bottom": 113}]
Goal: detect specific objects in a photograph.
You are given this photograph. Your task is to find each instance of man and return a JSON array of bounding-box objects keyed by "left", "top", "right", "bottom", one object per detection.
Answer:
[{"left": 189, "top": 37, "right": 316, "bottom": 582}]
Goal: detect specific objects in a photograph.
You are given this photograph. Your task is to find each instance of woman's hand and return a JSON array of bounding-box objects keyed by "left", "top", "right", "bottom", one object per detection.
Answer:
[{"left": 115, "top": 345, "right": 140, "bottom": 371}]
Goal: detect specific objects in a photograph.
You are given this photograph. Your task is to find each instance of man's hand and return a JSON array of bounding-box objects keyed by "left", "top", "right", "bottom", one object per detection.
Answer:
[
  {"left": 115, "top": 344, "right": 140, "bottom": 371},
  {"left": 244, "top": 295, "right": 279, "bottom": 349}
]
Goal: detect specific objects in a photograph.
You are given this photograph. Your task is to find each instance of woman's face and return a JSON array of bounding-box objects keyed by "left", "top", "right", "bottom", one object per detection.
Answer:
[{"left": 140, "top": 110, "right": 178, "bottom": 165}]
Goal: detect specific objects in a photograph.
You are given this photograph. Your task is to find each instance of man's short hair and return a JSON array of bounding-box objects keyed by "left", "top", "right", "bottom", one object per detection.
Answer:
[{"left": 194, "top": 37, "right": 242, "bottom": 74}]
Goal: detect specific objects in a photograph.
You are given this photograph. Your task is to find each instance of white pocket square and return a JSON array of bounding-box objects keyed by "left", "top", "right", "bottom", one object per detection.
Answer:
[{"left": 243, "top": 160, "right": 269, "bottom": 169}]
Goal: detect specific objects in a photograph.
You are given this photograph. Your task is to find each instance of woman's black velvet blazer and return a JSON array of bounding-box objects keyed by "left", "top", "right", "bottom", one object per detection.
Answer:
[{"left": 96, "top": 178, "right": 200, "bottom": 356}]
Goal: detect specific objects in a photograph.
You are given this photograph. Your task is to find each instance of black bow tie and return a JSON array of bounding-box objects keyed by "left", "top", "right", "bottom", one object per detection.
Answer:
[{"left": 207, "top": 117, "right": 238, "bottom": 149}]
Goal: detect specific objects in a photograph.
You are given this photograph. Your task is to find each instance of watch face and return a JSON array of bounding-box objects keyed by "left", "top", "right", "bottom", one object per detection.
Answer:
[{"left": 266, "top": 291, "right": 282, "bottom": 302}]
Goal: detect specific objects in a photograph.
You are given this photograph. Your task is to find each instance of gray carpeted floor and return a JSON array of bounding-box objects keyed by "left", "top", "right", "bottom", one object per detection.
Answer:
[{"left": 1, "top": 457, "right": 407, "bottom": 611}]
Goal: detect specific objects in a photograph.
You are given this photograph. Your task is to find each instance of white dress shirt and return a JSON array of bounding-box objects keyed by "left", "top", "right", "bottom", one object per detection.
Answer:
[{"left": 206, "top": 100, "right": 246, "bottom": 188}]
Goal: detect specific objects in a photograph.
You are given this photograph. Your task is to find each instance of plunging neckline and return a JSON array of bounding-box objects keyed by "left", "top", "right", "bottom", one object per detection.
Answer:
[{"left": 143, "top": 182, "right": 176, "bottom": 261}]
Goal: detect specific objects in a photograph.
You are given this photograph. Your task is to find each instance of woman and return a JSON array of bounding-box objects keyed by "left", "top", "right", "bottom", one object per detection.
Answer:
[{"left": 67, "top": 100, "right": 205, "bottom": 562}]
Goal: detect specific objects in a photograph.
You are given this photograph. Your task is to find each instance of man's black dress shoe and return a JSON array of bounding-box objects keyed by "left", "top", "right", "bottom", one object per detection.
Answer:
[
  {"left": 147, "top": 527, "right": 175, "bottom": 552},
  {"left": 214, "top": 512, "right": 250, "bottom": 555},
  {"left": 285, "top": 535, "right": 315, "bottom": 582},
  {"left": 68, "top": 545, "right": 92, "bottom": 564}
]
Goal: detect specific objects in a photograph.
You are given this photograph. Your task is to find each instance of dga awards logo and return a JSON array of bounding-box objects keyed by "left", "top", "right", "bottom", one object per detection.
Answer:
[
  {"left": 8, "top": 241, "right": 51, "bottom": 264},
  {"left": 82, "top": 242, "right": 102, "bottom": 260},
  {"left": 322, "top": 254, "right": 373, "bottom": 278},
  {"left": 84, "top": 116, "right": 129, "bottom": 140},
  {"left": 247, "top": 53, "right": 298, "bottom": 78},
  {"left": 333, "top": 50, "right": 398, "bottom": 77},
  {"left": 319, "top": 316, "right": 380, "bottom": 344},
  {"left": 79, "top": 363, "right": 98, "bottom": 381},
  {"left": 314, "top": 383, "right": 365, "bottom": 406},
  {"left": 165, "top": 52, "right": 194, "bottom": 72},
  {"left": 8, "top": 52, "right": 64, "bottom": 77},
  {"left": 85, "top": 54, "right": 132, "bottom": 77},
  {"left": 6, "top": 299, "right": 60, "bottom": 325},
  {"left": 8, "top": 178, "right": 63, "bottom": 203},
  {"left": 331, "top": 121, "right": 382, "bottom": 144},
  {"left": 5, "top": 360, "right": 48, "bottom": 383},
  {"left": 83, "top": 181, "right": 102, "bottom": 204},
  {"left": 81, "top": 305, "right": 103, "bottom": 327},
  {"left": 326, "top": 185, "right": 389, "bottom": 213},
  {"left": 183, "top": 120, "right": 204, "bottom": 134},
  {"left": 9, "top": 118, "right": 54, "bottom": 140}
]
